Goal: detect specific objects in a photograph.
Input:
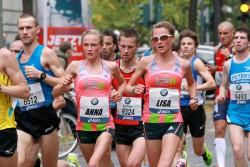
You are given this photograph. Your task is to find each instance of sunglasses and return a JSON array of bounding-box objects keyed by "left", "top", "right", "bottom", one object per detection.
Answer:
[{"left": 151, "top": 34, "right": 172, "bottom": 43}]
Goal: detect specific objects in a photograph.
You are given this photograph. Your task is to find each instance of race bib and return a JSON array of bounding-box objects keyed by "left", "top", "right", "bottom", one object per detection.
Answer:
[
  {"left": 19, "top": 82, "right": 45, "bottom": 111},
  {"left": 230, "top": 83, "right": 250, "bottom": 104},
  {"left": 117, "top": 97, "right": 142, "bottom": 121},
  {"left": 149, "top": 88, "right": 179, "bottom": 114},
  {"left": 80, "top": 96, "right": 109, "bottom": 123},
  {"left": 215, "top": 72, "right": 223, "bottom": 87}
]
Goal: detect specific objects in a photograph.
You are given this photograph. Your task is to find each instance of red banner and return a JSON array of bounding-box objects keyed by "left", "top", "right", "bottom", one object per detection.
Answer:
[{"left": 38, "top": 27, "right": 86, "bottom": 63}]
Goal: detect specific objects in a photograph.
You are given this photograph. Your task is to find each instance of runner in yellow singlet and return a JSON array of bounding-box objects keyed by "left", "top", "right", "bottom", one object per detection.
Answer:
[{"left": 0, "top": 48, "right": 30, "bottom": 167}]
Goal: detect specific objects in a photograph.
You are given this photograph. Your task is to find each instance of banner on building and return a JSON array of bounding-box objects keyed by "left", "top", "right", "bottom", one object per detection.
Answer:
[
  {"left": 36, "top": 0, "right": 92, "bottom": 61},
  {"left": 38, "top": 27, "right": 86, "bottom": 61}
]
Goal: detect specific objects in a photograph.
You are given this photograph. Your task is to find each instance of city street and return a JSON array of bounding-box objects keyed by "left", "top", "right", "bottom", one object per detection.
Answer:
[
  {"left": 1, "top": 1, "right": 249, "bottom": 167},
  {"left": 71, "top": 100, "right": 250, "bottom": 167}
]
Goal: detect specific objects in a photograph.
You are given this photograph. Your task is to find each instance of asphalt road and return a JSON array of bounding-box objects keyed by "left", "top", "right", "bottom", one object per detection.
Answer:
[{"left": 70, "top": 100, "right": 250, "bottom": 167}]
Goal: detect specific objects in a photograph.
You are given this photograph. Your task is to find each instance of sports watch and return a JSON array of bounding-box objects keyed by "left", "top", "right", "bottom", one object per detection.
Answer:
[
  {"left": 40, "top": 72, "right": 46, "bottom": 80},
  {"left": 190, "top": 97, "right": 198, "bottom": 102},
  {"left": 131, "top": 86, "right": 136, "bottom": 94}
]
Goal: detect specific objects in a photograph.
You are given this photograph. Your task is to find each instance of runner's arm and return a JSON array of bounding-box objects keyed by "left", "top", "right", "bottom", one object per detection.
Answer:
[
  {"left": 52, "top": 61, "right": 79, "bottom": 98},
  {"left": 125, "top": 57, "right": 148, "bottom": 95},
  {"left": 42, "top": 48, "right": 65, "bottom": 86},
  {"left": 182, "top": 59, "right": 198, "bottom": 110},
  {"left": 194, "top": 58, "right": 216, "bottom": 91},
  {"left": 1, "top": 49, "right": 30, "bottom": 99},
  {"left": 215, "top": 60, "right": 230, "bottom": 104}
]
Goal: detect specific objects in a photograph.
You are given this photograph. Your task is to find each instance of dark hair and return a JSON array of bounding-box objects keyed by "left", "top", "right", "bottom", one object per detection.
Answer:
[
  {"left": 179, "top": 29, "right": 199, "bottom": 47},
  {"left": 17, "top": 13, "right": 38, "bottom": 27},
  {"left": 119, "top": 28, "right": 139, "bottom": 44},
  {"left": 59, "top": 41, "right": 71, "bottom": 53},
  {"left": 14, "top": 34, "right": 21, "bottom": 40},
  {"left": 234, "top": 26, "right": 250, "bottom": 41},
  {"left": 101, "top": 29, "right": 120, "bottom": 53},
  {"left": 101, "top": 29, "right": 117, "bottom": 45}
]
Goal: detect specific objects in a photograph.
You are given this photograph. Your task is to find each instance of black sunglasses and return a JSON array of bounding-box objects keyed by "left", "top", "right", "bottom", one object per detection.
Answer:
[{"left": 151, "top": 34, "right": 172, "bottom": 43}]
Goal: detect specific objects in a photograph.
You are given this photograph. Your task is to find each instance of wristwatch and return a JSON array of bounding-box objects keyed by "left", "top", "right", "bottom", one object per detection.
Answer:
[
  {"left": 131, "top": 86, "right": 136, "bottom": 94},
  {"left": 40, "top": 72, "right": 46, "bottom": 80},
  {"left": 0, "top": 84, "right": 2, "bottom": 92},
  {"left": 190, "top": 97, "right": 198, "bottom": 102}
]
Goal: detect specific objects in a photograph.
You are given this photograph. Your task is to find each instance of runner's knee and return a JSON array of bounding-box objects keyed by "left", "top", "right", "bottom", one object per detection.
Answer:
[
  {"left": 215, "top": 123, "right": 227, "bottom": 137},
  {"left": 232, "top": 144, "right": 245, "bottom": 160}
]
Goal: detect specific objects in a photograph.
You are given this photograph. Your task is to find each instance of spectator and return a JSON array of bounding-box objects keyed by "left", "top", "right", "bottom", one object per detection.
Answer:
[{"left": 55, "top": 41, "right": 72, "bottom": 70}]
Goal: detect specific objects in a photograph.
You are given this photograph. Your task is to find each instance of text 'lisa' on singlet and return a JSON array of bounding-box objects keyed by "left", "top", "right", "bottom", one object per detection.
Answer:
[{"left": 143, "top": 55, "right": 184, "bottom": 123}]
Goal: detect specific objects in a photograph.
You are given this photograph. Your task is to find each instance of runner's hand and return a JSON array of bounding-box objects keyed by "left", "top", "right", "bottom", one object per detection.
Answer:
[
  {"left": 110, "top": 90, "right": 122, "bottom": 102},
  {"left": 24, "top": 65, "right": 42, "bottom": 79},
  {"left": 62, "top": 74, "right": 73, "bottom": 86},
  {"left": 190, "top": 99, "right": 198, "bottom": 110},
  {"left": 133, "top": 84, "right": 145, "bottom": 95},
  {"left": 206, "top": 64, "right": 216, "bottom": 74},
  {"left": 215, "top": 95, "right": 225, "bottom": 105}
]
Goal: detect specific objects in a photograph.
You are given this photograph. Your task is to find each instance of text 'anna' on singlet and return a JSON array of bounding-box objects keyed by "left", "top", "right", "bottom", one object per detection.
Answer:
[
  {"left": 180, "top": 56, "right": 205, "bottom": 106},
  {"left": 112, "top": 59, "right": 145, "bottom": 125},
  {"left": 215, "top": 45, "right": 233, "bottom": 98},
  {"left": 75, "top": 60, "right": 115, "bottom": 131},
  {"left": 228, "top": 56, "right": 250, "bottom": 115},
  {"left": 0, "top": 73, "right": 15, "bottom": 130},
  {"left": 16, "top": 44, "right": 55, "bottom": 111},
  {"left": 143, "top": 55, "right": 184, "bottom": 123}
]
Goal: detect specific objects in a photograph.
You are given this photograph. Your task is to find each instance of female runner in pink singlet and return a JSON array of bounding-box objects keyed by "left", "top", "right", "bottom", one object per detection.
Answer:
[
  {"left": 124, "top": 21, "right": 198, "bottom": 167},
  {"left": 53, "top": 29, "right": 126, "bottom": 167}
]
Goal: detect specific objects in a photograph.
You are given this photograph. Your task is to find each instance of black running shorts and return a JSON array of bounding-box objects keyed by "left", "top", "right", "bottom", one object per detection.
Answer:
[
  {"left": 0, "top": 128, "right": 17, "bottom": 157},
  {"left": 15, "top": 106, "right": 60, "bottom": 139},
  {"left": 115, "top": 124, "right": 144, "bottom": 145}
]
